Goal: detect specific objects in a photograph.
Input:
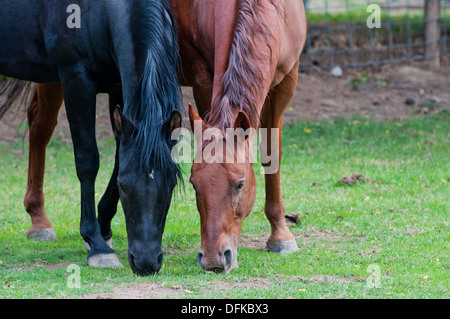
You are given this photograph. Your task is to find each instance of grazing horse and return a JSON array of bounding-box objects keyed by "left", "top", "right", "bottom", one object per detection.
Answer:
[
  {"left": 0, "top": 0, "right": 182, "bottom": 276},
  {"left": 17, "top": 0, "right": 306, "bottom": 274},
  {"left": 179, "top": 0, "right": 306, "bottom": 273}
]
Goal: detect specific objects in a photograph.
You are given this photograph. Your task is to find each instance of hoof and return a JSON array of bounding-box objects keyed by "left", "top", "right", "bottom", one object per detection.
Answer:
[
  {"left": 27, "top": 228, "right": 57, "bottom": 241},
  {"left": 83, "top": 238, "right": 113, "bottom": 252},
  {"left": 87, "top": 253, "right": 123, "bottom": 269},
  {"left": 267, "top": 239, "right": 299, "bottom": 254}
]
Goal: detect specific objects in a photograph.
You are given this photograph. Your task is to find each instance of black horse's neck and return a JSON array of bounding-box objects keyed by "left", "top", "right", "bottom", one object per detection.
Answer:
[{"left": 110, "top": 0, "right": 182, "bottom": 179}]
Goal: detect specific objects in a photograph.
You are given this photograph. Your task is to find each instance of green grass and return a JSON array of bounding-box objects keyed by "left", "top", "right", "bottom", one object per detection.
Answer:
[{"left": 0, "top": 112, "right": 449, "bottom": 299}]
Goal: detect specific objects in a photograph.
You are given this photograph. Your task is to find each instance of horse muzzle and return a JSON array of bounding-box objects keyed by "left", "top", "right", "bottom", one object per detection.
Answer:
[
  {"left": 128, "top": 249, "right": 163, "bottom": 276},
  {"left": 197, "top": 246, "right": 238, "bottom": 273}
]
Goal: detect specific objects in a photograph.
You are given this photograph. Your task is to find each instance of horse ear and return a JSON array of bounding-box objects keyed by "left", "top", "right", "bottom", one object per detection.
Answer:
[
  {"left": 113, "top": 105, "right": 135, "bottom": 140},
  {"left": 188, "top": 103, "right": 205, "bottom": 131},
  {"left": 233, "top": 111, "right": 252, "bottom": 143},
  {"left": 162, "top": 110, "right": 182, "bottom": 138},
  {"left": 233, "top": 110, "right": 251, "bottom": 132},
  {"left": 113, "top": 107, "right": 122, "bottom": 135},
  {"left": 169, "top": 110, "right": 182, "bottom": 132}
]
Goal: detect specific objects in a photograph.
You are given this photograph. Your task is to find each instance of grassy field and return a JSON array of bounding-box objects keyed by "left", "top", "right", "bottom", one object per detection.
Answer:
[{"left": 0, "top": 111, "right": 449, "bottom": 299}]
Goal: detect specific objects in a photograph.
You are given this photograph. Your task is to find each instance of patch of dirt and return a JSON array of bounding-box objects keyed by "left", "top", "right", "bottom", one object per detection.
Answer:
[
  {"left": 288, "top": 274, "right": 365, "bottom": 284},
  {"left": 338, "top": 172, "right": 370, "bottom": 186},
  {"left": 81, "top": 282, "right": 188, "bottom": 299},
  {"left": 286, "top": 60, "right": 450, "bottom": 124},
  {"left": 80, "top": 278, "right": 270, "bottom": 299},
  {"left": 239, "top": 235, "right": 270, "bottom": 251},
  {"left": 285, "top": 212, "right": 302, "bottom": 225},
  {"left": 239, "top": 227, "right": 367, "bottom": 253},
  {"left": 359, "top": 249, "right": 382, "bottom": 256},
  {"left": 1, "top": 60, "right": 449, "bottom": 143},
  {"left": 206, "top": 278, "right": 270, "bottom": 296},
  {"left": 297, "top": 229, "right": 367, "bottom": 243}
]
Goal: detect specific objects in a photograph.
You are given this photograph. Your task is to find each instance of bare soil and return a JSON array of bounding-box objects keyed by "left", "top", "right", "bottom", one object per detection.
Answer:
[{"left": 80, "top": 278, "right": 270, "bottom": 299}]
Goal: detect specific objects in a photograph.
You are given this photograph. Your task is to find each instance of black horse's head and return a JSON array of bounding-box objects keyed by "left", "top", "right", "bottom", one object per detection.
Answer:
[
  {"left": 105, "top": 0, "right": 182, "bottom": 276},
  {"left": 113, "top": 107, "right": 181, "bottom": 276}
]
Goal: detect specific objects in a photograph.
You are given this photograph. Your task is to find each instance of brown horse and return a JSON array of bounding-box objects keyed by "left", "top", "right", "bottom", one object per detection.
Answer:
[
  {"left": 179, "top": 0, "right": 306, "bottom": 273},
  {"left": 22, "top": 0, "right": 307, "bottom": 273}
]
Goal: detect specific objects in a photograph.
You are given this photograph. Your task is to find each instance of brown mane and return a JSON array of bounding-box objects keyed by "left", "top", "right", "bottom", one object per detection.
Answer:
[{"left": 205, "top": 0, "right": 284, "bottom": 129}]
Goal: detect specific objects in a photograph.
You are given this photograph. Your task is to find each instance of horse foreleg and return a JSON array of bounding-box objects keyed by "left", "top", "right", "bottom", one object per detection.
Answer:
[
  {"left": 24, "top": 83, "right": 63, "bottom": 240},
  {"left": 61, "top": 70, "right": 122, "bottom": 268},
  {"left": 260, "top": 61, "right": 300, "bottom": 254},
  {"left": 96, "top": 92, "right": 123, "bottom": 247},
  {"left": 95, "top": 141, "right": 119, "bottom": 248}
]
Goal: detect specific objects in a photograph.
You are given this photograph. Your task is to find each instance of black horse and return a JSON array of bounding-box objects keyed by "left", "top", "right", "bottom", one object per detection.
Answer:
[{"left": 0, "top": 0, "right": 182, "bottom": 276}]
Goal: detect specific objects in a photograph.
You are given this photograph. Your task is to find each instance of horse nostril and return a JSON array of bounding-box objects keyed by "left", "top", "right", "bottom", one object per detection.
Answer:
[
  {"left": 196, "top": 251, "right": 204, "bottom": 268},
  {"left": 223, "top": 248, "right": 233, "bottom": 269}
]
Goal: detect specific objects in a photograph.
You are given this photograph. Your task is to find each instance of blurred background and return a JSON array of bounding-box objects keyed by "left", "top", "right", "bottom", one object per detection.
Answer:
[{"left": 301, "top": 0, "right": 449, "bottom": 71}]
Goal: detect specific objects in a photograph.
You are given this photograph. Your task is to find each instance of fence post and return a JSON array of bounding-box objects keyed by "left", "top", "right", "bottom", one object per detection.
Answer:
[{"left": 425, "top": 0, "right": 441, "bottom": 67}]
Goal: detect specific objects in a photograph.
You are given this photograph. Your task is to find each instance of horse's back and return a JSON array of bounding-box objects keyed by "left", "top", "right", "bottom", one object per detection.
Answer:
[
  {"left": 0, "top": 0, "right": 58, "bottom": 81},
  {"left": 279, "top": 0, "right": 307, "bottom": 71}
]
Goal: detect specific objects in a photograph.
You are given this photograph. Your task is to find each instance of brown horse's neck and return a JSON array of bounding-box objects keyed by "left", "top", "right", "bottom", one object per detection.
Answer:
[
  {"left": 211, "top": 0, "right": 239, "bottom": 97},
  {"left": 207, "top": 0, "right": 284, "bottom": 130}
]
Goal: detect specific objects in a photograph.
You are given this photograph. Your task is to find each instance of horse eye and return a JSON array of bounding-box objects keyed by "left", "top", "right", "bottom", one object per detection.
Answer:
[{"left": 235, "top": 181, "right": 245, "bottom": 191}]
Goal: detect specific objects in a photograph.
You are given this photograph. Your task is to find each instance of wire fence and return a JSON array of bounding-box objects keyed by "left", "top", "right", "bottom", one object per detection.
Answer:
[{"left": 300, "top": 0, "right": 450, "bottom": 71}]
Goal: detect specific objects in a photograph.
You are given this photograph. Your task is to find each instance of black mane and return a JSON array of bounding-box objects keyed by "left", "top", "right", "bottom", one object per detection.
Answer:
[{"left": 125, "top": 0, "right": 182, "bottom": 183}]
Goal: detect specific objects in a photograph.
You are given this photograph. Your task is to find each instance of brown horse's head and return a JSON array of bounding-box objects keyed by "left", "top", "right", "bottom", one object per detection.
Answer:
[{"left": 188, "top": 104, "right": 256, "bottom": 273}]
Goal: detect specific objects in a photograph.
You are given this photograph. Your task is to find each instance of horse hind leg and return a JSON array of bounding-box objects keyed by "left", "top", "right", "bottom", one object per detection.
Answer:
[
  {"left": 260, "top": 61, "right": 300, "bottom": 254},
  {"left": 24, "top": 83, "right": 63, "bottom": 240}
]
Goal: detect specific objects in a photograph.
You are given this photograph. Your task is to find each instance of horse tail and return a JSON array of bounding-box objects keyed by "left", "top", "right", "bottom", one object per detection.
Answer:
[{"left": 0, "top": 78, "right": 33, "bottom": 121}]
